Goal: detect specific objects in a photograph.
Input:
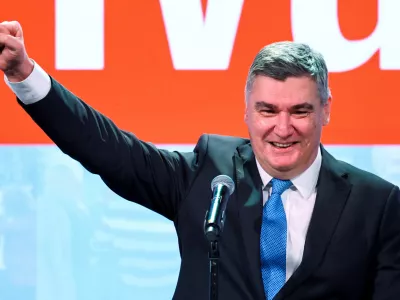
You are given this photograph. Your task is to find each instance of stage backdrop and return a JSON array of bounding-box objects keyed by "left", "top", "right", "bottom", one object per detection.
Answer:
[{"left": 0, "top": 1, "right": 400, "bottom": 299}]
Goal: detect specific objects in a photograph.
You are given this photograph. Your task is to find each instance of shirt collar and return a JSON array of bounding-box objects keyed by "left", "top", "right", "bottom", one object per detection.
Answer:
[{"left": 255, "top": 147, "right": 322, "bottom": 199}]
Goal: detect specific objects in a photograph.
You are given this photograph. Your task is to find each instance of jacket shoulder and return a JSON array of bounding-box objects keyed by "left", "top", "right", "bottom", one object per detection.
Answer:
[
  {"left": 336, "top": 158, "right": 396, "bottom": 191},
  {"left": 194, "top": 133, "right": 250, "bottom": 155}
]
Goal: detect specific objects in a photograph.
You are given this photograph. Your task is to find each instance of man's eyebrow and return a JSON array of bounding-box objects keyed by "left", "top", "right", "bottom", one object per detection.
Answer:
[
  {"left": 254, "top": 101, "right": 315, "bottom": 110},
  {"left": 254, "top": 101, "right": 278, "bottom": 110},
  {"left": 290, "top": 103, "right": 314, "bottom": 110}
]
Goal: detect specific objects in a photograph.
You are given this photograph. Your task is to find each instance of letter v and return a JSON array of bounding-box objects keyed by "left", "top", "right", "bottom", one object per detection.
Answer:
[{"left": 159, "top": 0, "right": 244, "bottom": 70}]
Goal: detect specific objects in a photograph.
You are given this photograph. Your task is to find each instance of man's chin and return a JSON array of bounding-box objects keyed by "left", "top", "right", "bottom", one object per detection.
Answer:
[
  {"left": 268, "top": 152, "right": 299, "bottom": 167},
  {"left": 272, "top": 163, "right": 296, "bottom": 172},
  {"left": 268, "top": 156, "right": 300, "bottom": 173}
]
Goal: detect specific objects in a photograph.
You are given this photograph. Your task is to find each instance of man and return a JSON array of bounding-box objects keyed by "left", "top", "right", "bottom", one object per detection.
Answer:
[{"left": 1, "top": 20, "right": 399, "bottom": 300}]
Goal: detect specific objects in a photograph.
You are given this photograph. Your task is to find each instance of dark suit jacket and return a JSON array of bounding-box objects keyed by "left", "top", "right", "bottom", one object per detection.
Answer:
[{"left": 19, "top": 78, "right": 400, "bottom": 299}]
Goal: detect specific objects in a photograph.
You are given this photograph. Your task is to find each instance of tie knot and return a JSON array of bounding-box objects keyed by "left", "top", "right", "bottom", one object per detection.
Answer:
[{"left": 270, "top": 178, "right": 292, "bottom": 196}]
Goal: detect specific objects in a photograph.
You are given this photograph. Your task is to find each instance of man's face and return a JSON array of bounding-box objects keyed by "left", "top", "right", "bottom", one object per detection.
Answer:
[{"left": 245, "top": 75, "right": 331, "bottom": 179}]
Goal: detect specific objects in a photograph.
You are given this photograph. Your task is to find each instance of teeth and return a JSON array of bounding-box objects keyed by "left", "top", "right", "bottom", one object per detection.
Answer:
[{"left": 271, "top": 142, "right": 293, "bottom": 148}]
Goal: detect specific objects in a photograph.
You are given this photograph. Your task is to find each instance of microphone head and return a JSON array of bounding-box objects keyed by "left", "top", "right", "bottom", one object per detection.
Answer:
[{"left": 211, "top": 175, "right": 235, "bottom": 195}]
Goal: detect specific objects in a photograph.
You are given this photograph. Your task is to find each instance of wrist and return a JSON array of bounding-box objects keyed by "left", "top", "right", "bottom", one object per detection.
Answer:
[{"left": 5, "top": 58, "right": 34, "bottom": 82}]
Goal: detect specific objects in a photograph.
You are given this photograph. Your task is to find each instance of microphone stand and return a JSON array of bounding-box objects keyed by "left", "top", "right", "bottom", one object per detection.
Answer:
[
  {"left": 204, "top": 175, "right": 235, "bottom": 300},
  {"left": 208, "top": 239, "right": 219, "bottom": 300}
]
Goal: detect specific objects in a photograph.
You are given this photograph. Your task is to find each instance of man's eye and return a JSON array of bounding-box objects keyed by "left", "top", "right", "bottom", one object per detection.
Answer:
[{"left": 260, "top": 110, "right": 276, "bottom": 115}]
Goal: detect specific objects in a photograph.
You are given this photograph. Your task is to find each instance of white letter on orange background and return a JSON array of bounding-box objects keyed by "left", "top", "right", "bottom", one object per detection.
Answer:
[{"left": 159, "top": 0, "right": 244, "bottom": 70}]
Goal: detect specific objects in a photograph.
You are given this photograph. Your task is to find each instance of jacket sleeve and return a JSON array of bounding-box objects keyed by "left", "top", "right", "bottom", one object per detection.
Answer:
[
  {"left": 18, "top": 77, "right": 208, "bottom": 221},
  {"left": 373, "top": 184, "right": 400, "bottom": 299}
]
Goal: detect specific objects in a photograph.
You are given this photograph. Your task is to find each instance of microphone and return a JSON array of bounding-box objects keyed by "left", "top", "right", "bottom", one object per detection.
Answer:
[{"left": 204, "top": 175, "right": 235, "bottom": 242}]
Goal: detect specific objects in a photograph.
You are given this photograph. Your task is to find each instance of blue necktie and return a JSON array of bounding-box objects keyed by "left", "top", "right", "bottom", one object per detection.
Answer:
[{"left": 260, "top": 178, "right": 292, "bottom": 300}]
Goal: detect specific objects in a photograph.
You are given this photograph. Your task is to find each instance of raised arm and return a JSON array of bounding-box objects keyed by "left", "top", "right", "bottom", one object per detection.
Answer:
[{"left": 0, "top": 21, "right": 206, "bottom": 220}]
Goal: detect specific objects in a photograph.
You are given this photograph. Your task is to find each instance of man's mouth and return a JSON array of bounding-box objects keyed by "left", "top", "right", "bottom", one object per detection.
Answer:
[{"left": 269, "top": 142, "right": 298, "bottom": 149}]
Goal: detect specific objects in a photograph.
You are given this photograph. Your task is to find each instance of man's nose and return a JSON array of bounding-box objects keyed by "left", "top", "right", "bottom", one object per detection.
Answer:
[{"left": 274, "top": 112, "right": 293, "bottom": 138}]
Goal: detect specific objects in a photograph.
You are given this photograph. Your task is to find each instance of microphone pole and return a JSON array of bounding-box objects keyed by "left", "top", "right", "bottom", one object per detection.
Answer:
[{"left": 204, "top": 175, "right": 235, "bottom": 300}]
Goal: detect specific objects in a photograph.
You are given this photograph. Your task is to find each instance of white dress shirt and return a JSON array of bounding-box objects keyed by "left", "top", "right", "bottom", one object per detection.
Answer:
[
  {"left": 256, "top": 149, "right": 321, "bottom": 282},
  {"left": 4, "top": 61, "right": 51, "bottom": 104},
  {"left": 4, "top": 62, "right": 322, "bottom": 283}
]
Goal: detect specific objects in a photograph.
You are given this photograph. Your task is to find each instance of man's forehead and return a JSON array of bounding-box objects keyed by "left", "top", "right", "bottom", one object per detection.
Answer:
[{"left": 249, "top": 77, "right": 320, "bottom": 103}]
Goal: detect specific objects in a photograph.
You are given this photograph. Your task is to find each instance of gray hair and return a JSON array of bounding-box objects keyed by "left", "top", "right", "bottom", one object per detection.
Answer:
[{"left": 245, "top": 41, "right": 331, "bottom": 104}]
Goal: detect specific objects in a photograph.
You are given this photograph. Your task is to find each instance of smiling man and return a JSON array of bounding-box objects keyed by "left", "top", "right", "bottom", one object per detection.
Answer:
[
  {"left": 245, "top": 74, "right": 330, "bottom": 180},
  {"left": 1, "top": 21, "right": 400, "bottom": 300}
]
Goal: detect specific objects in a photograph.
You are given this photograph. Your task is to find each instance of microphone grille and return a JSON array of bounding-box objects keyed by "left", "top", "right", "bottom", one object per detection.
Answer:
[{"left": 211, "top": 175, "right": 235, "bottom": 195}]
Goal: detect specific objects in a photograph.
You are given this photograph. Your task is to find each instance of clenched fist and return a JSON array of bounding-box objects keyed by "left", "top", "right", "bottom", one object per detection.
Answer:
[{"left": 0, "top": 21, "right": 34, "bottom": 82}]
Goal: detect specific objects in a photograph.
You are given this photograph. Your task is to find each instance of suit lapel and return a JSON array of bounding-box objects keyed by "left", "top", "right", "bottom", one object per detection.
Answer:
[
  {"left": 277, "top": 146, "right": 352, "bottom": 299},
  {"left": 234, "top": 143, "right": 265, "bottom": 299}
]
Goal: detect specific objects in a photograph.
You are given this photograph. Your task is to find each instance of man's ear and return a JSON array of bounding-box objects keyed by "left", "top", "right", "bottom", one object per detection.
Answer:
[
  {"left": 244, "top": 101, "right": 249, "bottom": 124},
  {"left": 322, "top": 97, "right": 332, "bottom": 126}
]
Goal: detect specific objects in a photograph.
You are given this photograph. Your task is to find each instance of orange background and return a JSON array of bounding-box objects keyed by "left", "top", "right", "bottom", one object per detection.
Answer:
[{"left": 0, "top": 0, "right": 397, "bottom": 144}]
